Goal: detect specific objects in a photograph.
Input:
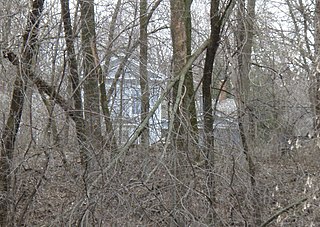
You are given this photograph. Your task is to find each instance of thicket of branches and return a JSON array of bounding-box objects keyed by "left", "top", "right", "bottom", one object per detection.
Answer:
[{"left": 0, "top": 0, "right": 319, "bottom": 226}]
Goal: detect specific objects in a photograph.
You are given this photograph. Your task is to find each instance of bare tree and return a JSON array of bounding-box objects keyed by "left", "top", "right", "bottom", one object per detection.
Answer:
[
  {"left": 169, "top": 0, "right": 198, "bottom": 151},
  {"left": 60, "top": 0, "right": 88, "bottom": 167},
  {"left": 0, "top": 0, "right": 319, "bottom": 226},
  {"left": 139, "top": 0, "right": 150, "bottom": 146},
  {"left": 234, "top": 0, "right": 261, "bottom": 225},
  {"left": 79, "top": 0, "right": 103, "bottom": 156},
  {"left": 202, "top": 0, "right": 223, "bottom": 224},
  {"left": 315, "top": 0, "right": 320, "bottom": 135},
  {"left": 184, "top": 0, "right": 198, "bottom": 138},
  {"left": 0, "top": 0, "right": 45, "bottom": 224}
]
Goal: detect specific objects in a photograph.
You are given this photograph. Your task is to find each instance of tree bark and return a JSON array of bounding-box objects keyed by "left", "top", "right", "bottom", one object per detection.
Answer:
[
  {"left": 235, "top": 0, "right": 260, "bottom": 225},
  {"left": 0, "top": 0, "right": 45, "bottom": 225},
  {"left": 101, "top": 0, "right": 122, "bottom": 150},
  {"left": 170, "top": 0, "right": 189, "bottom": 150},
  {"left": 80, "top": 0, "right": 103, "bottom": 151},
  {"left": 202, "top": 0, "right": 222, "bottom": 224},
  {"left": 60, "top": 0, "right": 89, "bottom": 167},
  {"left": 184, "top": 0, "right": 198, "bottom": 138},
  {"left": 169, "top": 0, "right": 197, "bottom": 225},
  {"left": 315, "top": 0, "right": 320, "bottom": 135},
  {"left": 139, "top": 0, "right": 150, "bottom": 146},
  {"left": 80, "top": 0, "right": 116, "bottom": 153}
]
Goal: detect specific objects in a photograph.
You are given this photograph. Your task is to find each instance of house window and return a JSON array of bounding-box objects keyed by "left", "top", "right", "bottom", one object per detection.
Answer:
[{"left": 132, "top": 99, "right": 140, "bottom": 115}]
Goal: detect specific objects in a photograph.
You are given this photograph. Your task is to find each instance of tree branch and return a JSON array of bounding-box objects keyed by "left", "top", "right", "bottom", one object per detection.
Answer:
[
  {"left": 260, "top": 197, "right": 308, "bottom": 227},
  {"left": 2, "top": 50, "right": 76, "bottom": 120}
]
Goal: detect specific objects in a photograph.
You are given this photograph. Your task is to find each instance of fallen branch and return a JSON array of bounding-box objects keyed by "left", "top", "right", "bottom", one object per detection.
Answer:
[{"left": 260, "top": 197, "right": 308, "bottom": 227}]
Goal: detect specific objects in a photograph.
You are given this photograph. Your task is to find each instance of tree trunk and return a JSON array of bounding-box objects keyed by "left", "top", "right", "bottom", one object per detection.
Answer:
[
  {"left": 139, "top": 0, "right": 150, "bottom": 146},
  {"left": 236, "top": 0, "right": 256, "bottom": 144},
  {"left": 80, "top": 0, "right": 103, "bottom": 152},
  {"left": 169, "top": 0, "right": 202, "bottom": 225},
  {"left": 202, "top": 0, "right": 222, "bottom": 224},
  {"left": 101, "top": 0, "right": 122, "bottom": 150},
  {"left": 235, "top": 0, "right": 260, "bottom": 225},
  {"left": 184, "top": 0, "right": 198, "bottom": 139},
  {"left": 92, "top": 38, "right": 117, "bottom": 150},
  {"left": 315, "top": 0, "right": 320, "bottom": 135},
  {"left": 1, "top": 1, "right": 13, "bottom": 46},
  {"left": 169, "top": 1, "right": 189, "bottom": 225},
  {"left": 170, "top": 0, "right": 200, "bottom": 153},
  {"left": 104, "top": 0, "right": 121, "bottom": 74},
  {"left": 60, "top": 0, "right": 89, "bottom": 167},
  {"left": 170, "top": 0, "right": 189, "bottom": 150},
  {"left": 0, "top": 0, "right": 45, "bottom": 225}
]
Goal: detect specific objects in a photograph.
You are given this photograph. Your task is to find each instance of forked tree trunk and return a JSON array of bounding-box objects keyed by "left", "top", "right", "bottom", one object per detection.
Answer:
[
  {"left": 236, "top": 0, "right": 260, "bottom": 225},
  {"left": 80, "top": 0, "right": 116, "bottom": 154},
  {"left": 101, "top": 0, "right": 122, "bottom": 150},
  {"left": 60, "top": 0, "right": 89, "bottom": 167}
]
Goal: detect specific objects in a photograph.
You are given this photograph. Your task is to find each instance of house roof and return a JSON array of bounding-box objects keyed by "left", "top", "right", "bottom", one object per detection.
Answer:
[{"left": 109, "top": 57, "right": 164, "bottom": 82}]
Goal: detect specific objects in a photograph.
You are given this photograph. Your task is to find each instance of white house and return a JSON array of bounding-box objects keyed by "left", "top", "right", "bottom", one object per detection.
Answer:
[
  {"left": 106, "top": 58, "right": 241, "bottom": 146},
  {"left": 210, "top": 81, "right": 241, "bottom": 148},
  {"left": 106, "top": 57, "right": 164, "bottom": 144},
  {"left": 213, "top": 96, "right": 241, "bottom": 147}
]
